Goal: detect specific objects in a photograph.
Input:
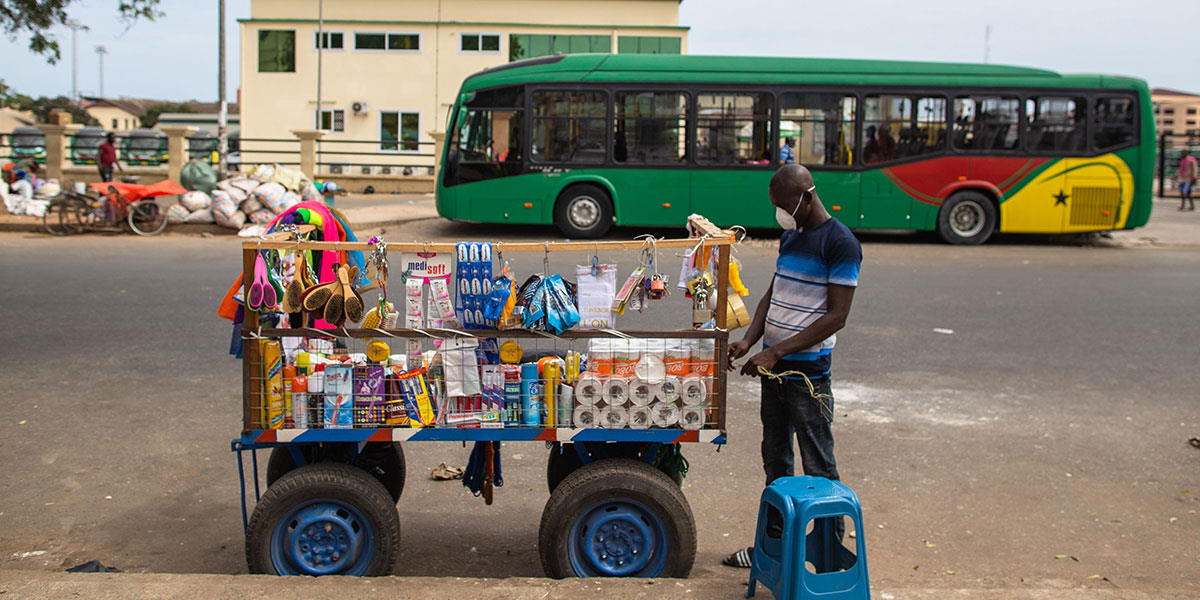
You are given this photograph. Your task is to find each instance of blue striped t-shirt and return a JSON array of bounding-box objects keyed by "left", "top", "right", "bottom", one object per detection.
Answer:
[{"left": 762, "top": 217, "right": 862, "bottom": 378}]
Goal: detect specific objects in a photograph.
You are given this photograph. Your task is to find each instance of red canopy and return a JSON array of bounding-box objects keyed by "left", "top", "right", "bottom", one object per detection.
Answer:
[{"left": 88, "top": 179, "right": 188, "bottom": 202}]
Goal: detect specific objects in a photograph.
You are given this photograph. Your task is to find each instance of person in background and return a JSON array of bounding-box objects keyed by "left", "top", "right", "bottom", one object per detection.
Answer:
[
  {"left": 722, "top": 163, "right": 862, "bottom": 570},
  {"left": 98, "top": 133, "right": 121, "bottom": 183},
  {"left": 1177, "top": 148, "right": 1197, "bottom": 211},
  {"left": 779, "top": 137, "right": 796, "bottom": 164}
]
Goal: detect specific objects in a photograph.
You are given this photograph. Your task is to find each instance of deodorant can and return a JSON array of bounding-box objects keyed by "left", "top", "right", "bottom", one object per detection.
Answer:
[
  {"left": 292, "top": 375, "right": 308, "bottom": 429},
  {"left": 519, "top": 362, "right": 541, "bottom": 426}
]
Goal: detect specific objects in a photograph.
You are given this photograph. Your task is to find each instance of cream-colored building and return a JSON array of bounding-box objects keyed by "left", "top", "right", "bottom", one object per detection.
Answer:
[
  {"left": 83, "top": 99, "right": 144, "bottom": 131},
  {"left": 1152, "top": 88, "right": 1200, "bottom": 137},
  {"left": 239, "top": 0, "right": 687, "bottom": 174}
]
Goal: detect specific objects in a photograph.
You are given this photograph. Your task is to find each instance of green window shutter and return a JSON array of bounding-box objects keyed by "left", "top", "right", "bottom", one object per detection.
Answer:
[
  {"left": 529, "top": 35, "right": 551, "bottom": 58},
  {"left": 589, "top": 35, "right": 610, "bottom": 52},
  {"left": 258, "top": 30, "right": 295, "bottom": 72},
  {"left": 401, "top": 113, "right": 419, "bottom": 151},
  {"left": 661, "top": 37, "right": 680, "bottom": 54},
  {"left": 618, "top": 37, "right": 638, "bottom": 54}
]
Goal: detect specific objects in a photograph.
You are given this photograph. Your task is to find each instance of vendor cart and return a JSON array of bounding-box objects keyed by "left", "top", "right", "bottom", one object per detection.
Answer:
[{"left": 230, "top": 216, "right": 736, "bottom": 578}]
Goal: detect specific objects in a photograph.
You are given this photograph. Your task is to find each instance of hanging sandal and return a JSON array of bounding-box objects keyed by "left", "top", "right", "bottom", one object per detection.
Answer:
[{"left": 722, "top": 546, "right": 753, "bottom": 568}]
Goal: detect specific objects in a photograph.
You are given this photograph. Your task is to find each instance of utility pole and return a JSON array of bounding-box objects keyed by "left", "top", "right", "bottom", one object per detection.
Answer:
[
  {"left": 984, "top": 25, "right": 992, "bottom": 64},
  {"left": 218, "top": 0, "right": 228, "bottom": 174},
  {"left": 95, "top": 45, "right": 107, "bottom": 97},
  {"left": 316, "top": 0, "right": 325, "bottom": 174},
  {"left": 66, "top": 19, "right": 84, "bottom": 100}
]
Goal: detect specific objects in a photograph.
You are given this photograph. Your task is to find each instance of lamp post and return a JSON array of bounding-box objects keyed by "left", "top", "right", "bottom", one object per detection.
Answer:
[
  {"left": 95, "top": 45, "right": 107, "bottom": 97},
  {"left": 65, "top": 19, "right": 85, "bottom": 101},
  {"left": 218, "top": 0, "right": 228, "bottom": 174}
]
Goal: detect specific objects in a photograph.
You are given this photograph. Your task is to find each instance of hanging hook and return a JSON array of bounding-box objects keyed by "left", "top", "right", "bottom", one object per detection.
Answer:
[
  {"left": 543, "top": 241, "right": 551, "bottom": 276},
  {"left": 591, "top": 241, "right": 600, "bottom": 276}
]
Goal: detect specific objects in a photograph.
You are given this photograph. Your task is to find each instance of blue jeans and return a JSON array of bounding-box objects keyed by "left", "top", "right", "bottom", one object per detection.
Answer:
[{"left": 760, "top": 375, "right": 849, "bottom": 564}]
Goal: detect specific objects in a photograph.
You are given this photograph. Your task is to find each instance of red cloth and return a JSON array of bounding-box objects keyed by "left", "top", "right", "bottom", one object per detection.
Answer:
[
  {"left": 98, "top": 142, "right": 117, "bottom": 167},
  {"left": 88, "top": 179, "right": 187, "bottom": 202}
]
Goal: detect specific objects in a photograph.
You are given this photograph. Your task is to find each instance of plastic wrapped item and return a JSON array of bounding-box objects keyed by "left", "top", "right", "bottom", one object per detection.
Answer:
[
  {"left": 211, "top": 190, "right": 238, "bottom": 218},
  {"left": 658, "top": 376, "right": 682, "bottom": 402},
  {"left": 183, "top": 208, "right": 214, "bottom": 223},
  {"left": 248, "top": 208, "right": 275, "bottom": 225},
  {"left": 575, "top": 263, "right": 617, "bottom": 329},
  {"left": 215, "top": 208, "right": 247, "bottom": 229},
  {"left": 240, "top": 196, "right": 263, "bottom": 214},
  {"left": 254, "top": 182, "right": 287, "bottom": 214},
  {"left": 250, "top": 163, "right": 275, "bottom": 182},
  {"left": 270, "top": 163, "right": 309, "bottom": 191},
  {"left": 602, "top": 377, "right": 629, "bottom": 405},
  {"left": 628, "top": 406, "right": 653, "bottom": 429},
  {"left": 680, "top": 376, "right": 707, "bottom": 406},
  {"left": 442, "top": 338, "right": 482, "bottom": 397},
  {"left": 181, "top": 160, "right": 218, "bottom": 193},
  {"left": 180, "top": 190, "right": 212, "bottom": 211},
  {"left": 650, "top": 401, "right": 680, "bottom": 427},
  {"left": 575, "top": 374, "right": 603, "bottom": 406},
  {"left": 166, "top": 203, "right": 190, "bottom": 223},
  {"left": 573, "top": 405, "right": 599, "bottom": 428},
  {"left": 600, "top": 405, "right": 628, "bottom": 429},
  {"left": 629, "top": 378, "right": 658, "bottom": 407},
  {"left": 588, "top": 339, "right": 614, "bottom": 376},
  {"left": 679, "top": 406, "right": 705, "bottom": 430}
]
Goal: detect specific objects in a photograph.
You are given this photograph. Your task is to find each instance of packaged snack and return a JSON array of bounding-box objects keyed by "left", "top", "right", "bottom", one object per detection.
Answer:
[{"left": 353, "top": 365, "right": 386, "bottom": 426}]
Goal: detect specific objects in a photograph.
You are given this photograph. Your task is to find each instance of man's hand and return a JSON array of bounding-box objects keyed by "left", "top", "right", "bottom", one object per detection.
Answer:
[
  {"left": 739, "top": 348, "right": 780, "bottom": 377},
  {"left": 726, "top": 339, "right": 752, "bottom": 370}
]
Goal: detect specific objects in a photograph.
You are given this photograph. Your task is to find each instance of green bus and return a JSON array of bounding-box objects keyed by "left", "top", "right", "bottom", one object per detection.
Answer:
[{"left": 437, "top": 54, "right": 1152, "bottom": 244}]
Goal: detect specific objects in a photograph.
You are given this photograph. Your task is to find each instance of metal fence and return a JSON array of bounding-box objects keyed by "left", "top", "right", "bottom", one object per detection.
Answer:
[
  {"left": 1157, "top": 132, "right": 1200, "bottom": 197},
  {"left": 232, "top": 136, "right": 436, "bottom": 177}
]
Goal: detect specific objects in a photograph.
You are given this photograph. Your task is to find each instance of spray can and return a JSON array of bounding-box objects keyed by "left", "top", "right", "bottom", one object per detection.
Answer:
[
  {"left": 501, "top": 364, "right": 521, "bottom": 426},
  {"left": 292, "top": 375, "right": 309, "bottom": 429},
  {"left": 282, "top": 365, "right": 297, "bottom": 428},
  {"left": 519, "top": 362, "right": 541, "bottom": 426}
]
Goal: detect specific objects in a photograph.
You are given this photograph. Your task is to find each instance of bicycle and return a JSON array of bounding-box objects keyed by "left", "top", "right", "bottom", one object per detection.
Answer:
[{"left": 43, "top": 179, "right": 169, "bottom": 236}]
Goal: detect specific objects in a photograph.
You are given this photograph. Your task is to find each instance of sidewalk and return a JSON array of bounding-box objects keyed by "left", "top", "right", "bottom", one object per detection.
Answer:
[
  {"left": 1107, "top": 197, "right": 1200, "bottom": 248},
  {"left": 0, "top": 570, "right": 1182, "bottom": 600}
]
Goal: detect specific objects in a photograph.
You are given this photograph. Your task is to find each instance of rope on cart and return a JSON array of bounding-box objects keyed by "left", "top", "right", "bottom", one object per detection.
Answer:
[{"left": 756, "top": 366, "right": 834, "bottom": 423}]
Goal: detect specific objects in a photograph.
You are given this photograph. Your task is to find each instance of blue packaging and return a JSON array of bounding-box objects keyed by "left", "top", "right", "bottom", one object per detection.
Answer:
[{"left": 520, "top": 362, "right": 541, "bottom": 426}]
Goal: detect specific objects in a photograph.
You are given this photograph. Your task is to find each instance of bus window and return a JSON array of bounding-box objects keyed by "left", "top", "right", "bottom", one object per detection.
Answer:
[
  {"left": 695, "top": 92, "right": 773, "bottom": 166},
  {"left": 1025, "top": 96, "right": 1086, "bottom": 153},
  {"left": 953, "top": 96, "right": 1020, "bottom": 151},
  {"left": 862, "top": 95, "right": 946, "bottom": 164},
  {"left": 1092, "top": 96, "right": 1135, "bottom": 151},
  {"left": 780, "top": 93, "right": 855, "bottom": 166},
  {"left": 613, "top": 91, "right": 688, "bottom": 164},
  {"left": 530, "top": 90, "right": 607, "bottom": 164},
  {"left": 447, "top": 86, "right": 524, "bottom": 184}
]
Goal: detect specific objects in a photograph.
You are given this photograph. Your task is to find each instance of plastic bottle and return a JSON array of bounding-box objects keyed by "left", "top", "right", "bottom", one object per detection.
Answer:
[{"left": 520, "top": 362, "right": 541, "bottom": 426}]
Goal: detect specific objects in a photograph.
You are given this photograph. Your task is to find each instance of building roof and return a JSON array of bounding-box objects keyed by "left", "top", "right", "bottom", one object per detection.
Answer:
[
  {"left": 80, "top": 97, "right": 239, "bottom": 116},
  {"left": 1151, "top": 87, "right": 1200, "bottom": 99}
]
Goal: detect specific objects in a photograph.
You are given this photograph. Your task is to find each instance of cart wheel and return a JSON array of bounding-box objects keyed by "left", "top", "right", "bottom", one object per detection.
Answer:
[
  {"left": 246, "top": 462, "right": 400, "bottom": 576},
  {"left": 266, "top": 443, "right": 406, "bottom": 502},
  {"left": 128, "top": 198, "right": 168, "bottom": 236},
  {"left": 547, "top": 443, "right": 682, "bottom": 494},
  {"left": 539, "top": 459, "right": 695, "bottom": 578}
]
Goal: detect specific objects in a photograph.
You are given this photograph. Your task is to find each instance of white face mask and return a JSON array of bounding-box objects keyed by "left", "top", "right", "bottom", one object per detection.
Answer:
[{"left": 774, "top": 185, "right": 815, "bottom": 230}]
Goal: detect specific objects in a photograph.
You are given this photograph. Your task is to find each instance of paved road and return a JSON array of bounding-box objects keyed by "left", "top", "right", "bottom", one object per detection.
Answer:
[{"left": 0, "top": 222, "right": 1196, "bottom": 595}]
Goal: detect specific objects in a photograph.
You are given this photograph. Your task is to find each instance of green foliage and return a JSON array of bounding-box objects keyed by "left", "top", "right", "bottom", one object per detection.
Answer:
[
  {"left": 0, "top": 79, "right": 96, "bottom": 125},
  {"left": 0, "top": 0, "right": 163, "bottom": 63},
  {"left": 140, "top": 102, "right": 195, "bottom": 128}
]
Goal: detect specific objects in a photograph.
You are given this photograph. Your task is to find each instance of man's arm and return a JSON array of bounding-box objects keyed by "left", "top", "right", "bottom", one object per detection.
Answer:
[
  {"left": 738, "top": 284, "right": 856, "bottom": 376},
  {"left": 727, "top": 279, "right": 773, "bottom": 365}
]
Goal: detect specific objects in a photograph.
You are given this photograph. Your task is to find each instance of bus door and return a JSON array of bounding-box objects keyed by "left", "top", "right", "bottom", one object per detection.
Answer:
[
  {"left": 451, "top": 105, "right": 530, "bottom": 223},
  {"left": 779, "top": 92, "right": 861, "bottom": 227}
]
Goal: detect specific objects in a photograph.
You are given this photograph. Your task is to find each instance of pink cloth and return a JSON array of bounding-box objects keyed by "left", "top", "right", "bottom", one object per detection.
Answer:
[
  {"left": 1178, "top": 155, "right": 1198, "bottom": 181},
  {"left": 265, "top": 201, "right": 343, "bottom": 329}
]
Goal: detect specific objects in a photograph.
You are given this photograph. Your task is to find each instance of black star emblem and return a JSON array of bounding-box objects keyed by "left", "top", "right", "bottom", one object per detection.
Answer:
[{"left": 1053, "top": 190, "right": 1069, "bottom": 206}]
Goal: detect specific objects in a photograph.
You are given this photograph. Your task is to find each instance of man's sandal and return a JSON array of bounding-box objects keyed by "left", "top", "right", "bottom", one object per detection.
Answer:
[{"left": 722, "top": 547, "right": 753, "bottom": 568}]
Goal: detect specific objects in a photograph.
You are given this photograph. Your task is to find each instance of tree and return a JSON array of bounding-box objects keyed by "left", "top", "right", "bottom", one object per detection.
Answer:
[
  {"left": 140, "top": 102, "right": 196, "bottom": 128},
  {"left": 0, "top": 0, "right": 163, "bottom": 63},
  {"left": 1, "top": 79, "right": 96, "bottom": 125}
]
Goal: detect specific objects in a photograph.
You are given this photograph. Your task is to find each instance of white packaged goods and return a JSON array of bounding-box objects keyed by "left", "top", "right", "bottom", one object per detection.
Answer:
[
  {"left": 651, "top": 401, "right": 680, "bottom": 427},
  {"left": 679, "top": 406, "right": 705, "bottom": 430},
  {"left": 680, "top": 376, "right": 707, "bottom": 406},
  {"left": 214, "top": 208, "right": 247, "bottom": 229},
  {"left": 248, "top": 208, "right": 275, "bottom": 225},
  {"left": 575, "top": 264, "right": 617, "bottom": 329},
  {"left": 602, "top": 377, "right": 629, "bottom": 405},
  {"left": 250, "top": 164, "right": 275, "bottom": 182},
  {"left": 180, "top": 190, "right": 212, "bottom": 211},
  {"left": 240, "top": 197, "right": 263, "bottom": 214},
  {"left": 166, "top": 203, "right": 190, "bottom": 223},
  {"left": 573, "top": 406, "right": 599, "bottom": 428},
  {"left": 270, "top": 164, "right": 309, "bottom": 191},
  {"left": 600, "top": 405, "right": 629, "bottom": 429},
  {"left": 211, "top": 192, "right": 239, "bottom": 219},
  {"left": 658, "top": 376, "right": 682, "bottom": 402},
  {"left": 628, "top": 406, "right": 653, "bottom": 429},
  {"left": 183, "top": 208, "right": 215, "bottom": 223},
  {"left": 574, "top": 374, "right": 603, "bottom": 406},
  {"left": 629, "top": 379, "right": 658, "bottom": 407},
  {"left": 254, "top": 182, "right": 287, "bottom": 214}
]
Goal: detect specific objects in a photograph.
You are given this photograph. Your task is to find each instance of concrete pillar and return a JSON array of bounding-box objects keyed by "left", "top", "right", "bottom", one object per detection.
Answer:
[
  {"left": 35, "top": 123, "right": 80, "bottom": 183},
  {"left": 429, "top": 131, "right": 446, "bottom": 179},
  {"left": 161, "top": 125, "right": 197, "bottom": 183},
  {"left": 291, "top": 129, "right": 325, "bottom": 177}
]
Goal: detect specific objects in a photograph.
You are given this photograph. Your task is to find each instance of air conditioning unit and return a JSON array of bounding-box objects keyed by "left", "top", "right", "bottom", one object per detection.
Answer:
[
  {"left": 360, "top": 166, "right": 372, "bottom": 175},
  {"left": 379, "top": 166, "right": 393, "bottom": 175},
  {"left": 352, "top": 101, "right": 369, "bottom": 115},
  {"left": 329, "top": 164, "right": 346, "bottom": 175}
]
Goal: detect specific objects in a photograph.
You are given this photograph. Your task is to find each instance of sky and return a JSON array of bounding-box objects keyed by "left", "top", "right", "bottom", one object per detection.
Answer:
[{"left": 0, "top": 0, "right": 1196, "bottom": 102}]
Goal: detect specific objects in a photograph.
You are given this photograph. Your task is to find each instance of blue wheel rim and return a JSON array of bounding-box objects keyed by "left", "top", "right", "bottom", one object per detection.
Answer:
[
  {"left": 269, "top": 498, "right": 375, "bottom": 575},
  {"left": 567, "top": 499, "right": 668, "bottom": 577}
]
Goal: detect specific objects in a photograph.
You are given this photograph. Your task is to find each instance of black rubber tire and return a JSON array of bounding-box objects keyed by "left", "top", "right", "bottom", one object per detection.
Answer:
[
  {"left": 266, "top": 443, "right": 406, "bottom": 503},
  {"left": 245, "top": 462, "right": 400, "bottom": 576},
  {"left": 538, "top": 458, "right": 696, "bottom": 578},
  {"left": 547, "top": 444, "right": 682, "bottom": 494},
  {"left": 554, "top": 184, "right": 613, "bottom": 239},
  {"left": 937, "top": 190, "right": 997, "bottom": 245},
  {"left": 127, "top": 199, "right": 167, "bottom": 236}
]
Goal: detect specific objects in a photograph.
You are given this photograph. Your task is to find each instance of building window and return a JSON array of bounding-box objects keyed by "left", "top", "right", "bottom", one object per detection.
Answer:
[
  {"left": 1093, "top": 96, "right": 1135, "bottom": 150},
  {"left": 111, "top": 118, "right": 118, "bottom": 129},
  {"left": 617, "top": 36, "right": 681, "bottom": 54},
  {"left": 531, "top": 90, "right": 607, "bottom": 163},
  {"left": 953, "top": 96, "right": 1020, "bottom": 151},
  {"left": 780, "top": 93, "right": 855, "bottom": 166},
  {"left": 1189, "top": 108, "right": 1198, "bottom": 115},
  {"left": 614, "top": 91, "right": 687, "bottom": 164},
  {"left": 695, "top": 92, "right": 774, "bottom": 165},
  {"left": 509, "top": 34, "right": 609, "bottom": 61},
  {"left": 1024, "top": 96, "right": 1086, "bottom": 153},
  {"left": 318, "top": 109, "right": 345, "bottom": 132},
  {"left": 1164, "top": 119, "right": 1175, "bottom": 125},
  {"left": 258, "top": 30, "right": 295, "bottom": 72},
  {"left": 1189, "top": 120, "right": 1197, "bottom": 126},
  {"left": 315, "top": 31, "right": 344, "bottom": 49},
  {"left": 461, "top": 33, "right": 500, "bottom": 53},
  {"left": 1164, "top": 108, "right": 1175, "bottom": 115},
  {"left": 381, "top": 111, "right": 419, "bottom": 151},
  {"left": 863, "top": 95, "right": 947, "bottom": 163},
  {"left": 355, "top": 32, "right": 419, "bottom": 51}
]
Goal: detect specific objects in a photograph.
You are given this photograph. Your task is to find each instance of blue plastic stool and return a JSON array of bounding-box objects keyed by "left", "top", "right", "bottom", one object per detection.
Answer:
[{"left": 746, "top": 476, "right": 870, "bottom": 599}]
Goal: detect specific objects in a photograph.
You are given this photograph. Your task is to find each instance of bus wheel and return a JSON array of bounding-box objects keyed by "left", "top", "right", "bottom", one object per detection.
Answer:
[
  {"left": 555, "top": 184, "right": 613, "bottom": 238},
  {"left": 938, "top": 191, "right": 996, "bottom": 245}
]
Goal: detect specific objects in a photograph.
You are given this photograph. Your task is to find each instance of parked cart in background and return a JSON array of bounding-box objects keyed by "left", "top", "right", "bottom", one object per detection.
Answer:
[{"left": 228, "top": 214, "right": 740, "bottom": 578}]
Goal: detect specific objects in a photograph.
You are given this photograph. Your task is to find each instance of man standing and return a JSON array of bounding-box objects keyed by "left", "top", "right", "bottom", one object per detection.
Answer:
[
  {"left": 723, "top": 164, "right": 862, "bottom": 569},
  {"left": 1177, "top": 149, "right": 1197, "bottom": 211},
  {"left": 779, "top": 137, "right": 796, "bottom": 164},
  {"left": 98, "top": 133, "right": 120, "bottom": 183}
]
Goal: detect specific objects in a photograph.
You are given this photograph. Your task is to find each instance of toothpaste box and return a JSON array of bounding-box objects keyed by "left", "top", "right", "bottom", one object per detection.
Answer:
[{"left": 323, "top": 394, "right": 353, "bottom": 429}]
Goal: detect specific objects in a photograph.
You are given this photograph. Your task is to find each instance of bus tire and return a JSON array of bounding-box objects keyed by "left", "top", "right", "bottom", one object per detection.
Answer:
[
  {"left": 555, "top": 184, "right": 613, "bottom": 238},
  {"left": 937, "top": 191, "right": 997, "bottom": 245}
]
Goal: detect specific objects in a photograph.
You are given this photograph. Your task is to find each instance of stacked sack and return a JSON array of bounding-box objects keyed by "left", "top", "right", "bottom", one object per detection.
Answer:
[{"left": 167, "top": 163, "right": 316, "bottom": 230}]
